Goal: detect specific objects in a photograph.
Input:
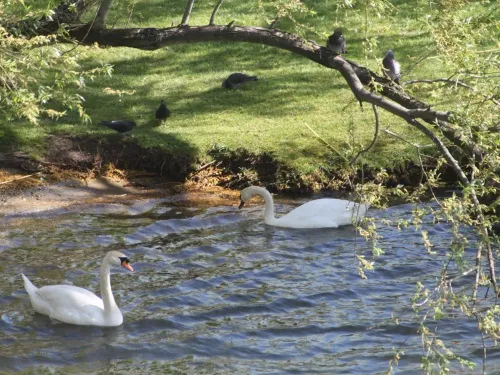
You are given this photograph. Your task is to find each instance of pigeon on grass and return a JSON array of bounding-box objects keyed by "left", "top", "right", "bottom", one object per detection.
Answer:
[{"left": 222, "top": 73, "right": 258, "bottom": 89}]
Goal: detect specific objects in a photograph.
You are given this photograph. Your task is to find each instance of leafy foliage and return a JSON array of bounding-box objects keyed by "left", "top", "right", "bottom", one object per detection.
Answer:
[{"left": 0, "top": 1, "right": 112, "bottom": 124}]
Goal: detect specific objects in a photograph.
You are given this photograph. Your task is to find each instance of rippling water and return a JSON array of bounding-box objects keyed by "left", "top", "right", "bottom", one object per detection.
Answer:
[{"left": 0, "top": 193, "right": 498, "bottom": 374}]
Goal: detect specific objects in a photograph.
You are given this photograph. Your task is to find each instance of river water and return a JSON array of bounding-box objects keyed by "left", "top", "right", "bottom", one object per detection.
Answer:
[{"left": 0, "top": 192, "right": 498, "bottom": 374}]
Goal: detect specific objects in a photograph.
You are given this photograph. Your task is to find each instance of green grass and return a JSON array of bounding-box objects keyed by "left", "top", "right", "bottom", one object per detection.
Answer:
[{"left": 2, "top": 0, "right": 493, "bottom": 176}]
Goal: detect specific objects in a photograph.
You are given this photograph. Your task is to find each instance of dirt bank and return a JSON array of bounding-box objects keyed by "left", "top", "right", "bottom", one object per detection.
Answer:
[{"left": 0, "top": 134, "right": 459, "bottom": 204}]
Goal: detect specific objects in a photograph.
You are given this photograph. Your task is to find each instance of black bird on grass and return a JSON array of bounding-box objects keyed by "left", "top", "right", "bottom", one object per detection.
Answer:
[
  {"left": 382, "top": 50, "right": 401, "bottom": 84},
  {"left": 155, "top": 100, "right": 171, "bottom": 122},
  {"left": 222, "top": 73, "right": 258, "bottom": 89},
  {"left": 327, "top": 29, "right": 347, "bottom": 54},
  {"left": 100, "top": 120, "right": 136, "bottom": 134}
]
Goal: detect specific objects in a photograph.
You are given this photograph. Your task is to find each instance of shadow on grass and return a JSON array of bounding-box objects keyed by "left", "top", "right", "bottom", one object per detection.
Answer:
[
  {"left": 44, "top": 131, "right": 198, "bottom": 180},
  {"left": 79, "top": 43, "right": 352, "bottom": 123},
  {"left": 79, "top": 30, "right": 436, "bottom": 119},
  {"left": 0, "top": 120, "right": 46, "bottom": 156}
]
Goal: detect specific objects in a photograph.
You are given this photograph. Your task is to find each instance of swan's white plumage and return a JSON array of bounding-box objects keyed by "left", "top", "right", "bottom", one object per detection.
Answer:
[
  {"left": 22, "top": 251, "right": 132, "bottom": 327},
  {"left": 239, "top": 186, "right": 368, "bottom": 229}
]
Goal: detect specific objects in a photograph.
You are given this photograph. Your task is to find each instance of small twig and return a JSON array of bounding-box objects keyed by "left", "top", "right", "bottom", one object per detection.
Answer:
[
  {"left": 460, "top": 72, "right": 500, "bottom": 78},
  {"left": 403, "top": 78, "right": 499, "bottom": 106},
  {"left": 0, "top": 172, "right": 41, "bottom": 185},
  {"left": 350, "top": 104, "right": 380, "bottom": 166},
  {"left": 403, "top": 49, "right": 436, "bottom": 76},
  {"left": 209, "top": 0, "right": 225, "bottom": 26},
  {"left": 382, "top": 128, "right": 441, "bottom": 204},
  {"left": 61, "top": 5, "right": 101, "bottom": 56},
  {"left": 269, "top": 16, "right": 280, "bottom": 29},
  {"left": 475, "top": 314, "right": 487, "bottom": 375},
  {"left": 196, "top": 160, "right": 217, "bottom": 172},
  {"left": 304, "top": 123, "right": 348, "bottom": 161},
  {"left": 125, "top": 0, "right": 137, "bottom": 28},
  {"left": 414, "top": 267, "right": 476, "bottom": 307}
]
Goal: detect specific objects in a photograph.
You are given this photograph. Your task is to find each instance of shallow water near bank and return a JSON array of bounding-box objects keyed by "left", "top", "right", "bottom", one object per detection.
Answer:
[{"left": 0, "top": 193, "right": 498, "bottom": 374}]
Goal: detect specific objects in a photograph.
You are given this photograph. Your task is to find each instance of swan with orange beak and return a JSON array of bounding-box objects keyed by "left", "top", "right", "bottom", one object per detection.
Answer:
[{"left": 22, "top": 251, "right": 133, "bottom": 327}]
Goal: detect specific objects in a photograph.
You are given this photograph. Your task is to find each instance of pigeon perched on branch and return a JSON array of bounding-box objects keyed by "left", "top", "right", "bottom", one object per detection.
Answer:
[
  {"left": 222, "top": 73, "right": 258, "bottom": 89},
  {"left": 99, "top": 120, "right": 136, "bottom": 134},
  {"left": 155, "top": 100, "right": 171, "bottom": 122},
  {"left": 382, "top": 50, "right": 401, "bottom": 84},
  {"left": 327, "top": 29, "right": 347, "bottom": 54}
]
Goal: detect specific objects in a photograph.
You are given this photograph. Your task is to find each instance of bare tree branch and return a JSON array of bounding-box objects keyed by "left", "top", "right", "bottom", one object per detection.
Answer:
[
  {"left": 181, "top": 0, "right": 196, "bottom": 26},
  {"left": 62, "top": 24, "right": 485, "bottom": 160},
  {"left": 209, "top": 0, "right": 225, "bottom": 26},
  {"left": 473, "top": 243, "right": 482, "bottom": 302},
  {"left": 350, "top": 104, "right": 380, "bottom": 166}
]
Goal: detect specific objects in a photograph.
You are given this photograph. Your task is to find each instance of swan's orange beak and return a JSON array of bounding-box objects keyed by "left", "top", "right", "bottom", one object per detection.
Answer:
[{"left": 121, "top": 260, "right": 133, "bottom": 272}]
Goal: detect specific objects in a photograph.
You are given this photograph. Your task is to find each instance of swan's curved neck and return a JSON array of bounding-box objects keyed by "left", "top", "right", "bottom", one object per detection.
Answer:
[
  {"left": 249, "top": 187, "right": 277, "bottom": 225},
  {"left": 100, "top": 259, "right": 118, "bottom": 314}
]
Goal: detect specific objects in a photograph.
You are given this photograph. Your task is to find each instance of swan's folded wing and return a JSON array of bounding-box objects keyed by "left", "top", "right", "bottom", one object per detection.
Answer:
[
  {"left": 279, "top": 199, "right": 367, "bottom": 228},
  {"left": 35, "top": 285, "right": 106, "bottom": 325},
  {"left": 36, "top": 284, "right": 104, "bottom": 309}
]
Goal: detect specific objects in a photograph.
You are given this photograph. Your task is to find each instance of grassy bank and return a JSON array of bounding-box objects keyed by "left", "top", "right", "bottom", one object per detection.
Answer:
[{"left": 3, "top": 0, "right": 488, "bottom": 181}]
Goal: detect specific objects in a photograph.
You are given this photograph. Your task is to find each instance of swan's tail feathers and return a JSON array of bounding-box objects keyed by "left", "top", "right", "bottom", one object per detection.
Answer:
[{"left": 21, "top": 273, "right": 38, "bottom": 295}]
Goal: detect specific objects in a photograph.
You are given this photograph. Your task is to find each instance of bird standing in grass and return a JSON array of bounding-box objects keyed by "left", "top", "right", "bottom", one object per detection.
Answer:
[
  {"left": 222, "top": 73, "right": 258, "bottom": 89},
  {"left": 100, "top": 120, "right": 136, "bottom": 134},
  {"left": 155, "top": 100, "right": 171, "bottom": 122},
  {"left": 327, "top": 29, "right": 347, "bottom": 54},
  {"left": 382, "top": 50, "right": 401, "bottom": 84}
]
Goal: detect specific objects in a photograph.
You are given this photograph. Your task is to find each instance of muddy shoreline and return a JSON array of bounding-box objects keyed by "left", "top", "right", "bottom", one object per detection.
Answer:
[{"left": 1, "top": 133, "right": 459, "bottom": 215}]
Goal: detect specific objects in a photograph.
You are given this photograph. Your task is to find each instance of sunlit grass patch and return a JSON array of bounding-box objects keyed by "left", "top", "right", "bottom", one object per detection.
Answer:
[{"left": 3, "top": 0, "right": 493, "bottom": 177}]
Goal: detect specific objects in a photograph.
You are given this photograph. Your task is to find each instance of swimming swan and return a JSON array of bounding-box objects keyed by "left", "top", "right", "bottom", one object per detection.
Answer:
[
  {"left": 21, "top": 251, "right": 133, "bottom": 327},
  {"left": 238, "top": 186, "right": 368, "bottom": 228}
]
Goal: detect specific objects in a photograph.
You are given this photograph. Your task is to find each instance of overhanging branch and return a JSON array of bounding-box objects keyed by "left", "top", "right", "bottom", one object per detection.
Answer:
[
  {"left": 69, "top": 25, "right": 448, "bottom": 123},
  {"left": 63, "top": 23, "right": 486, "bottom": 160}
]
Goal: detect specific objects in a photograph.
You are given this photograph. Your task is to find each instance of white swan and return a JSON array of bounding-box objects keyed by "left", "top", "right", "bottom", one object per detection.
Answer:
[
  {"left": 238, "top": 186, "right": 368, "bottom": 228},
  {"left": 21, "top": 251, "right": 133, "bottom": 327}
]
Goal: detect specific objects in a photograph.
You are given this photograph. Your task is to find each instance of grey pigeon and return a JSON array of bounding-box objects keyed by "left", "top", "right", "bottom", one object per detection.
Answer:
[
  {"left": 382, "top": 50, "right": 401, "bottom": 84},
  {"left": 100, "top": 120, "right": 136, "bottom": 134},
  {"left": 327, "top": 29, "right": 347, "bottom": 54},
  {"left": 155, "top": 100, "right": 171, "bottom": 121},
  {"left": 222, "top": 73, "right": 258, "bottom": 89}
]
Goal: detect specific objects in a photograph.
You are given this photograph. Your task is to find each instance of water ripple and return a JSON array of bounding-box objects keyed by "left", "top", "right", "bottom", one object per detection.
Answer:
[{"left": 0, "top": 198, "right": 493, "bottom": 373}]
